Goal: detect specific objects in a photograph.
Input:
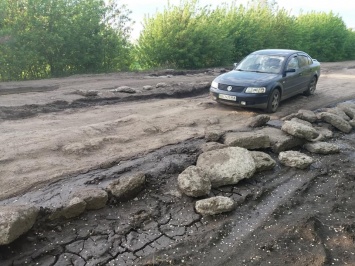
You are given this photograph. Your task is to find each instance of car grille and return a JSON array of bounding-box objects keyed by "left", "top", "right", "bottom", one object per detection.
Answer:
[{"left": 218, "top": 84, "right": 245, "bottom": 93}]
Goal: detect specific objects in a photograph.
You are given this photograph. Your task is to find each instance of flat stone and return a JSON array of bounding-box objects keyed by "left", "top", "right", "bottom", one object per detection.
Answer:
[
  {"left": 260, "top": 127, "right": 305, "bottom": 153},
  {"left": 325, "top": 107, "right": 351, "bottom": 121},
  {"left": 278, "top": 151, "right": 313, "bottom": 169},
  {"left": 195, "top": 196, "right": 235, "bottom": 216},
  {"left": 143, "top": 85, "right": 153, "bottom": 90},
  {"left": 290, "top": 117, "right": 313, "bottom": 127},
  {"left": 200, "top": 142, "right": 227, "bottom": 152},
  {"left": 204, "top": 128, "right": 223, "bottom": 142},
  {"left": 224, "top": 131, "right": 270, "bottom": 150},
  {"left": 281, "top": 120, "right": 320, "bottom": 141},
  {"left": 61, "top": 197, "right": 87, "bottom": 219},
  {"left": 296, "top": 109, "right": 317, "bottom": 122},
  {"left": 304, "top": 142, "right": 340, "bottom": 154}
]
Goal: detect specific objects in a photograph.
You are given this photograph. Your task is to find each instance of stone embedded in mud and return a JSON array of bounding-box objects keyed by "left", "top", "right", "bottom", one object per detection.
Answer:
[
  {"left": 281, "top": 120, "right": 320, "bottom": 141},
  {"left": 304, "top": 142, "right": 340, "bottom": 154},
  {"left": 156, "top": 82, "right": 168, "bottom": 88},
  {"left": 204, "top": 128, "right": 223, "bottom": 142},
  {"left": 178, "top": 166, "right": 211, "bottom": 197},
  {"left": 61, "top": 197, "right": 87, "bottom": 219},
  {"left": 195, "top": 196, "right": 235, "bottom": 216},
  {"left": 114, "top": 86, "right": 136, "bottom": 94},
  {"left": 0, "top": 205, "right": 39, "bottom": 245},
  {"left": 260, "top": 127, "right": 305, "bottom": 153},
  {"left": 349, "top": 120, "right": 355, "bottom": 128},
  {"left": 248, "top": 114, "right": 271, "bottom": 128},
  {"left": 278, "top": 151, "right": 313, "bottom": 169},
  {"left": 71, "top": 188, "right": 108, "bottom": 210},
  {"left": 143, "top": 85, "right": 153, "bottom": 90},
  {"left": 296, "top": 109, "right": 318, "bottom": 123},
  {"left": 318, "top": 112, "right": 352, "bottom": 133},
  {"left": 107, "top": 172, "right": 146, "bottom": 201},
  {"left": 251, "top": 151, "right": 276, "bottom": 172},
  {"left": 223, "top": 131, "right": 270, "bottom": 150},
  {"left": 75, "top": 89, "right": 99, "bottom": 97},
  {"left": 196, "top": 147, "right": 256, "bottom": 187}
]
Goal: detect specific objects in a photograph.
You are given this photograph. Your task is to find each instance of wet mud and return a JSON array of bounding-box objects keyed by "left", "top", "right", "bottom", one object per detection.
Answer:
[{"left": 1, "top": 130, "right": 355, "bottom": 266}]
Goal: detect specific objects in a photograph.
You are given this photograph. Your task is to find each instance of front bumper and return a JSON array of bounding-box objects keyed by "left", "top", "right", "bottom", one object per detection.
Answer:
[{"left": 210, "top": 87, "right": 268, "bottom": 109}]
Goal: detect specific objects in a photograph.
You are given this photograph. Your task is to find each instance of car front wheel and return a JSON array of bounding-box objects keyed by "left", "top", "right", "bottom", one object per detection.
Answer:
[
  {"left": 304, "top": 76, "right": 317, "bottom": 96},
  {"left": 266, "top": 89, "right": 280, "bottom": 113}
]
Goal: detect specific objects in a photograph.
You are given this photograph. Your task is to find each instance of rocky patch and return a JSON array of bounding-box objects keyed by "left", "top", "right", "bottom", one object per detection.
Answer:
[
  {"left": 107, "top": 172, "right": 146, "bottom": 201},
  {"left": 318, "top": 112, "right": 352, "bottom": 133},
  {"left": 178, "top": 166, "right": 211, "bottom": 197},
  {"left": 251, "top": 151, "right": 276, "bottom": 172},
  {"left": 281, "top": 120, "right": 320, "bottom": 141},
  {"left": 304, "top": 141, "right": 340, "bottom": 154}
]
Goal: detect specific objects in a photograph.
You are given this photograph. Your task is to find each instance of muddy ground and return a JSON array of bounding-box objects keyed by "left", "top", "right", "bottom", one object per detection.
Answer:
[{"left": 0, "top": 61, "right": 355, "bottom": 265}]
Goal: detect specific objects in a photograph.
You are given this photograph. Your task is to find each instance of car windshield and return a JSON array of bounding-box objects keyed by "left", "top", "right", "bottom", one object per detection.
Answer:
[{"left": 236, "top": 54, "right": 285, "bottom": 74}]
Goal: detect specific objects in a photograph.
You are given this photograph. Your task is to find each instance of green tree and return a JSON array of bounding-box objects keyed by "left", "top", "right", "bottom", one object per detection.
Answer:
[{"left": 0, "top": 0, "right": 132, "bottom": 81}]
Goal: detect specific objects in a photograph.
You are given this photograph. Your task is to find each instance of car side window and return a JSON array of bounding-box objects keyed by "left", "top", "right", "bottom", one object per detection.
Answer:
[
  {"left": 298, "top": 55, "right": 311, "bottom": 67},
  {"left": 287, "top": 57, "right": 299, "bottom": 70}
]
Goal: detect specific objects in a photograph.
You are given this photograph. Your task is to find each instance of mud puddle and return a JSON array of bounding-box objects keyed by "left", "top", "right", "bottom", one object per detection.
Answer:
[{"left": 1, "top": 129, "right": 355, "bottom": 266}]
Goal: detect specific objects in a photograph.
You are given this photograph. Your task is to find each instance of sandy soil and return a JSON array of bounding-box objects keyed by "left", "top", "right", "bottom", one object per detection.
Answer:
[{"left": 0, "top": 61, "right": 355, "bottom": 266}]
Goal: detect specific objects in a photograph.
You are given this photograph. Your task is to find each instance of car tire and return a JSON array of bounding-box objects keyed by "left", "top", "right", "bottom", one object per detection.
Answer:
[
  {"left": 266, "top": 89, "right": 280, "bottom": 113},
  {"left": 304, "top": 76, "right": 317, "bottom": 96}
]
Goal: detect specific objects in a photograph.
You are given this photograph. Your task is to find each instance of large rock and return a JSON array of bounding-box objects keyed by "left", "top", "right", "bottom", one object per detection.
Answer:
[
  {"left": 0, "top": 205, "right": 39, "bottom": 245},
  {"left": 248, "top": 114, "right": 270, "bottom": 128},
  {"left": 260, "top": 127, "right": 305, "bottom": 153},
  {"left": 304, "top": 142, "right": 340, "bottom": 154},
  {"left": 337, "top": 102, "right": 355, "bottom": 119},
  {"left": 278, "top": 151, "right": 313, "bottom": 169},
  {"left": 281, "top": 120, "right": 320, "bottom": 141},
  {"left": 223, "top": 131, "right": 270, "bottom": 150},
  {"left": 250, "top": 151, "right": 276, "bottom": 172},
  {"left": 318, "top": 112, "right": 352, "bottom": 133},
  {"left": 195, "top": 196, "right": 235, "bottom": 216},
  {"left": 107, "top": 172, "right": 146, "bottom": 200},
  {"left": 71, "top": 188, "right": 108, "bottom": 210},
  {"left": 296, "top": 109, "right": 317, "bottom": 123},
  {"left": 325, "top": 107, "right": 351, "bottom": 121},
  {"left": 178, "top": 166, "right": 211, "bottom": 197},
  {"left": 314, "top": 126, "right": 333, "bottom": 140},
  {"left": 196, "top": 147, "right": 256, "bottom": 187}
]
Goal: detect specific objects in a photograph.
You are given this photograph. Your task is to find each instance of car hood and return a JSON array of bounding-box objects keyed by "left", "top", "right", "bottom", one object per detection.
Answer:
[{"left": 215, "top": 70, "right": 279, "bottom": 86}]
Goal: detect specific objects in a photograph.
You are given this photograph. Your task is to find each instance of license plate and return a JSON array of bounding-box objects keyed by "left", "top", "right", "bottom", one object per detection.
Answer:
[{"left": 218, "top": 94, "right": 236, "bottom": 101}]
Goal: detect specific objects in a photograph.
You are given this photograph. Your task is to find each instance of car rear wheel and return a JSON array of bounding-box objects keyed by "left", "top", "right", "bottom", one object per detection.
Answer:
[
  {"left": 304, "top": 76, "right": 317, "bottom": 96},
  {"left": 266, "top": 89, "right": 280, "bottom": 113}
]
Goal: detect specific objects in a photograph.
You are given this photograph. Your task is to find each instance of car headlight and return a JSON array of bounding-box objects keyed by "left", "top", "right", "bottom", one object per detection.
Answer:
[
  {"left": 245, "top": 87, "right": 266, "bottom": 93},
  {"left": 211, "top": 81, "right": 219, "bottom": 89}
]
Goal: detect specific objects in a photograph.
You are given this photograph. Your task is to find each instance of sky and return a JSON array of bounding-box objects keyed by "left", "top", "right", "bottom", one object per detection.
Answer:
[{"left": 118, "top": 0, "right": 355, "bottom": 40}]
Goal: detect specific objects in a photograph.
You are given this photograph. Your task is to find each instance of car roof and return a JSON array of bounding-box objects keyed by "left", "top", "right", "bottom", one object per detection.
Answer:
[{"left": 251, "top": 49, "right": 301, "bottom": 56}]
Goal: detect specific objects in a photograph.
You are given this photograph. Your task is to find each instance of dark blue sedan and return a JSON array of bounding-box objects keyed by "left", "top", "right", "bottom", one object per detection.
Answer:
[{"left": 210, "top": 49, "right": 321, "bottom": 112}]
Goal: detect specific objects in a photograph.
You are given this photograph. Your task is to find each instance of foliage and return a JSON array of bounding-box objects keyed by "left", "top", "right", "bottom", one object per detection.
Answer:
[
  {"left": 136, "top": 0, "right": 355, "bottom": 69},
  {"left": 134, "top": 0, "right": 233, "bottom": 69},
  {"left": 0, "top": 0, "right": 132, "bottom": 81},
  {"left": 1, "top": 0, "right": 355, "bottom": 80}
]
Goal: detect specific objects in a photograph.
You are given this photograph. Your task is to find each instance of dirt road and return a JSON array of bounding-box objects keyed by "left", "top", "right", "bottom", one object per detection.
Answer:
[
  {"left": 1, "top": 61, "right": 355, "bottom": 266},
  {"left": 1, "top": 62, "right": 355, "bottom": 200}
]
